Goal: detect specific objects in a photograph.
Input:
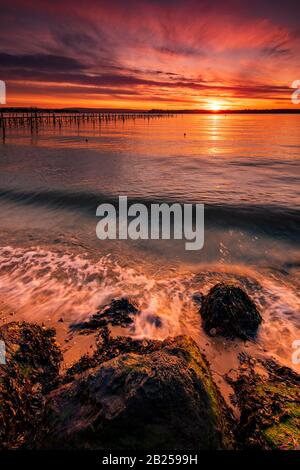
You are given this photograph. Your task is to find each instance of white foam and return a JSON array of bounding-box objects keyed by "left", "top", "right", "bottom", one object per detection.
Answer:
[{"left": 0, "top": 245, "right": 299, "bottom": 369}]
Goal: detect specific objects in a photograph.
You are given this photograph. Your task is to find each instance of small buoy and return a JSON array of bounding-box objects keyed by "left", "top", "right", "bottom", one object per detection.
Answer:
[
  {"left": 184, "top": 133, "right": 186, "bottom": 137},
  {"left": 85, "top": 138, "right": 88, "bottom": 142}
]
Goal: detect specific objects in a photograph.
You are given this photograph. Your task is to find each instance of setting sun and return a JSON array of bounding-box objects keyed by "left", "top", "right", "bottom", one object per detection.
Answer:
[{"left": 209, "top": 102, "right": 221, "bottom": 112}]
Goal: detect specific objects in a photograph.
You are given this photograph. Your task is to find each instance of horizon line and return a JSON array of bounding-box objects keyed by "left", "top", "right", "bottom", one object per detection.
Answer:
[{"left": 1, "top": 107, "right": 300, "bottom": 115}]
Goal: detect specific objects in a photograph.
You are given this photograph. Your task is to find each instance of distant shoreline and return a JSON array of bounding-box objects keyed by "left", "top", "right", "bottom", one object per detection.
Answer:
[{"left": 1, "top": 107, "right": 300, "bottom": 115}]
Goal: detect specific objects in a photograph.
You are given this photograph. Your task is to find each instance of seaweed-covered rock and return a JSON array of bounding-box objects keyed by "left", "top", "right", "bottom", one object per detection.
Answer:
[
  {"left": 0, "top": 322, "right": 62, "bottom": 449},
  {"left": 71, "top": 297, "right": 139, "bottom": 331},
  {"left": 64, "top": 327, "right": 162, "bottom": 382},
  {"left": 37, "top": 335, "right": 235, "bottom": 450},
  {"left": 228, "top": 355, "right": 300, "bottom": 450},
  {"left": 200, "top": 283, "right": 262, "bottom": 339}
]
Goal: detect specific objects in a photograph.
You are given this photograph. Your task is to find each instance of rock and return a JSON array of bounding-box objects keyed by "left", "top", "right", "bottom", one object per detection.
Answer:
[
  {"left": 199, "top": 283, "right": 262, "bottom": 339},
  {"left": 64, "top": 327, "right": 162, "bottom": 382},
  {"left": 145, "top": 313, "right": 163, "bottom": 328},
  {"left": 36, "top": 335, "right": 235, "bottom": 450},
  {"left": 192, "top": 292, "right": 204, "bottom": 305},
  {"left": 228, "top": 356, "right": 300, "bottom": 450},
  {"left": 71, "top": 297, "right": 139, "bottom": 331},
  {"left": 0, "top": 322, "right": 62, "bottom": 449}
]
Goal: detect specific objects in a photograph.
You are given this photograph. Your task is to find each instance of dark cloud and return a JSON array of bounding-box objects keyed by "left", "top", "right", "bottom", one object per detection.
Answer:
[
  {"left": 2, "top": 66, "right": 290, "bottom": 99},
  {"left": 156, "top": 45, "right": 206, "bottom": 57},
  {"left": 261, "top": 42, "right": 290, "bottom": 57},
  {"left": 0, "top": 53, "right": 87, "bottom": 71}
]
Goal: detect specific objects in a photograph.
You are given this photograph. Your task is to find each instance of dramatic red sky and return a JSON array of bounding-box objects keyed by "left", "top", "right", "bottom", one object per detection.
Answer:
[{"left": 0, "top": 0, "right": 299, "bottom": 109}]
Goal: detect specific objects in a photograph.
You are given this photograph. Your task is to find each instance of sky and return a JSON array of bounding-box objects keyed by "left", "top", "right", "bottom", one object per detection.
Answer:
[{"left": 0, "top": 0, "right": 299, "bottom": 110}]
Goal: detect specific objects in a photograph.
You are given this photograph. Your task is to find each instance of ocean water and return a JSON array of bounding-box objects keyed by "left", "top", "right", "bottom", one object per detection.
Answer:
[{"left": 0, "top": 113, "right": 299, "bottom": 373}]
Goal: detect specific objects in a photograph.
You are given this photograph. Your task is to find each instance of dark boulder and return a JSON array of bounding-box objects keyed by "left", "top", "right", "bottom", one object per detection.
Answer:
[
  {"left": 227, "top": 354, "right": 300, "bottom": 450},
  {"left": 64, "top": 327, "right": 162, "bottom": 382},
  {"left": 192, "top": 292, "right": 204, "bottom": 305},
  {"left": 37, "top": 336, "right": 235, "bottom": 450},
  {"left": 0, "top": 322, "right": 62, "bottom": 449},
  {"left": 71, "top": 297, "right": 139, "bottom": 331},
  {"left": 145, "top": 313, "right": 163, "bottom": 328},
  {"left": 200, "top": 283, "right": 262, "bottom": 339}
]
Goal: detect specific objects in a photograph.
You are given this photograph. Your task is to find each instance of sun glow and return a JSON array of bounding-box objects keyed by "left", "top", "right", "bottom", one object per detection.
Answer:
[{"left": 209, "top": 101, "right": 221, "bottom": 112}]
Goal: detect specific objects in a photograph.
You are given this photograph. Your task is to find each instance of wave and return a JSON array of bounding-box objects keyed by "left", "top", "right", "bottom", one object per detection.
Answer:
[
  {"left": 0, "top": 245, "right": 299, "bottom": 369},
  {"left": 0, "top": 186, "right": 299, "bottom": 240}
]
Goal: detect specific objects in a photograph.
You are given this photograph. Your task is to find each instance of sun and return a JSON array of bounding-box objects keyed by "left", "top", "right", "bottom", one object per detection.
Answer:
[{"left": 209, "top": 102, "right": 221, "bottom": 112}]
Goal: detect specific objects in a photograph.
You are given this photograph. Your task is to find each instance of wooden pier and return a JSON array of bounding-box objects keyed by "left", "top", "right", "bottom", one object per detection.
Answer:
[{"left": 0, "top": 111, "right": 176, "bottom": 142}]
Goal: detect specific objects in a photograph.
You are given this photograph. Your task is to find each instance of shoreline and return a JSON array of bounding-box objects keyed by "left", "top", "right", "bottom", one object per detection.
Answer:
[
  {"left": 1, "top": 284, "right": 299, "bottom": 450},
  {"left": 0, "top": 267, "right": 299, "bottom": 409}
]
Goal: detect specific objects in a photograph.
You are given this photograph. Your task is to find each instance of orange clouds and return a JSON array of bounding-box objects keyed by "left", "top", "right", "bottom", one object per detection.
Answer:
[{"left": 0, "top": 0, "right": 299, "bottom": 109}]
